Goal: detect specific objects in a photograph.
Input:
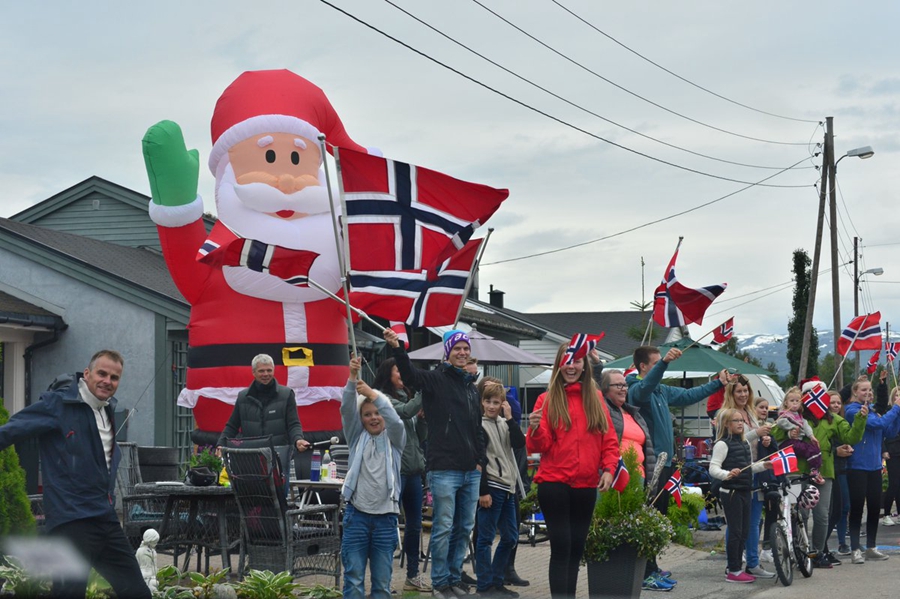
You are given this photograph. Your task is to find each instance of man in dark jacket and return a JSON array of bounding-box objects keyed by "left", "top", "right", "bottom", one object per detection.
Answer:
[
  {"left": 217, "top": 354, "right": 311, "bottom": 462},
  {"left": 384, "top": 328, "right": 486, "bottom": 599},
  {"left": 0, "top": 350, "right": 150, "bottom": 598}
]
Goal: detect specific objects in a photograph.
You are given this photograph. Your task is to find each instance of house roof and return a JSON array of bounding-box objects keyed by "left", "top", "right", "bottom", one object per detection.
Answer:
[
  {"left": 0, "top": 217, "right": 189, "bottom": 321},
  {"left": 457, "top": 298, "right": 547, "bottom": 339},
  {"left": 0, "top": 289, "right": 66, "bottom": 330},
  {"left": 500, "top": 309, "right": 668, "bottom": 359}
]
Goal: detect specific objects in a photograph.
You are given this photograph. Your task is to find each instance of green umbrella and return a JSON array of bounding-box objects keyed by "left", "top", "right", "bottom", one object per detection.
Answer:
[{"left": 603, "top": 337, "right": 774, "bottom": 376}]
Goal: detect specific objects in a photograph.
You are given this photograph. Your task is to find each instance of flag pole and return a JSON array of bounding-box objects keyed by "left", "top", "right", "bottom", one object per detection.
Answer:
[
  {"left": 306, "top": 276, "right": 387, "bottom": 332},
  {"left": 828, "top": 313, "right": 872, "bottom": 390},
  {"left": 319, "top": 136, "right": 358, "bottom": 356},
  {"left": 453, "top": 228, "right": 493, "bottom": 328},
  {"left": 681, "top": 317, "right": 734, "bottom": 352}
]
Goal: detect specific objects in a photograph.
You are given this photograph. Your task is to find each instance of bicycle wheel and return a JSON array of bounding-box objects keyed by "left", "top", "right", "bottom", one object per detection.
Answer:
[
  {"left": 770, "top": 521, "right": 793, "bottom": 586},
  {"left": 793, "top": 516, "right": 814, "bottom": 578}
]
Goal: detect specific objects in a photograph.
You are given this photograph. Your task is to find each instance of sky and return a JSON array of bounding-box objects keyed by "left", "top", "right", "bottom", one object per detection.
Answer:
[{"left": 3, "top": 1, "right": 900, "bottom": 341}]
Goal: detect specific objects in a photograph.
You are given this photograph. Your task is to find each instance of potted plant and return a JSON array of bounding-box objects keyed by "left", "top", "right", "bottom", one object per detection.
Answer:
[
  {"left": 583, "top": 447, "right": 674, "bottom": 598},
  {"left": 186, "top": 447, "right": 224, "bottom": 484}
]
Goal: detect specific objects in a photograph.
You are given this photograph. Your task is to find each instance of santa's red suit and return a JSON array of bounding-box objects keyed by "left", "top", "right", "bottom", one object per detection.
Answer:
[{"left": 157, "top": 217, "right": 347, "bottom": 434}]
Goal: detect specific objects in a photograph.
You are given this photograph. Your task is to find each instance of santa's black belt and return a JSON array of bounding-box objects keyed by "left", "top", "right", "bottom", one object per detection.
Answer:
[{"left": 188, "top": 343, "right": 349, "bottom": 368}]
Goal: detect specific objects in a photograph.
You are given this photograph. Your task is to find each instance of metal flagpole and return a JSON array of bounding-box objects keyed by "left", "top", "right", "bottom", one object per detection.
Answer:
[
  {"left": 306, "top": 276, "right": 387, "bottom": 332},
  {"left": 318, "top": 136, "right": 358, "bottom": 356},
  {"left": 453, "top": 228, "right": 494, "bottom": 328}
]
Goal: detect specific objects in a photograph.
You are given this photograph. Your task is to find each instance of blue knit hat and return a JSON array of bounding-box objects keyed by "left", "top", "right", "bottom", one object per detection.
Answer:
[{"left": 442, "top": 330, "right": 470, "bottom": 359}]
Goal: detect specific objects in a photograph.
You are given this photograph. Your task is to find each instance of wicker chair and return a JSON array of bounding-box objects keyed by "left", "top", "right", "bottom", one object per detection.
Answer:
[
  {"left": 118, "top": 442, "right": 166, "bottom": 549},
  {"left": 223, "top": 447, "right": 341, "bottom": 585}
]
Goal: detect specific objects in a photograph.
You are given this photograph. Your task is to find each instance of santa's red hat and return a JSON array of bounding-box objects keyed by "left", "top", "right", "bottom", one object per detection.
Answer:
[{"left": 208, "top": 69, "right": 368, "bottom": 174}]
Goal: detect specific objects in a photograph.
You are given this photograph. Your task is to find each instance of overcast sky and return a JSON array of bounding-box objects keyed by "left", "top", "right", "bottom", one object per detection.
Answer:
[{"left": 3, "top": 1, "right": 899, "bottom": 342}]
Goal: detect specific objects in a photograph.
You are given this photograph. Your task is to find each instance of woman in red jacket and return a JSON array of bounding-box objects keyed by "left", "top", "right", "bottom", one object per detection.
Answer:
[{"left": 527, "top": 343, "right": 620, "bottom": 599}]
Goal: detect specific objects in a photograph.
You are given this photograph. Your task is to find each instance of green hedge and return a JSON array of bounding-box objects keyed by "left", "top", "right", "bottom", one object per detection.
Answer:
[{"left": 0, "top": 403, "right": 36, "bottom": 535}]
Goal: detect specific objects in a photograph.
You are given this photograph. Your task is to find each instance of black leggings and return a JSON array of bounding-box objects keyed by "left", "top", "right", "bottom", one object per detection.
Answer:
[
  {"left": 848, "top": 469, "right": 882, "bottom": 551},
  {"left": 538, "top": 482, "right": 597, "bottom": 599},
  {"left": 883, "top": 456, "right": 900, "bottom": 516},
  {"left": 720, "top": 488, "right": 751, "bottom": 573}
]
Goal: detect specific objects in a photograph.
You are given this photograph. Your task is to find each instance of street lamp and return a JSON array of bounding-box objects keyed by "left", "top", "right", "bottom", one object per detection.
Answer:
[{"left": 829, "top": 143, "right": 876, "bottom": 388}]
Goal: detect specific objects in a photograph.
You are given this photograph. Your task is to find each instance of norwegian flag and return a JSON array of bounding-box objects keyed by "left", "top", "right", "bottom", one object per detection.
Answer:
[
  {"left": 836, "top": 312, "right": 882, "bottom": 357},
  {"left": 611, "top": 456, "right": 630, "bottom": 493},
  {"left": 560, "top": 333, "right": 606, "bottom": 367},
  {"left": 712, "top": 317, "right": 734, "bottom": 345},
  {"left": 348, "top": 238, "right": 482, "bottom": 327},
  {"left": 770, "top": 446, "right": 798, "bottom": 477},
  {"left": 389, "top": 322, "right": 410, "bottom": 350},
  {"left": 198, "top": 237, "right": 317, "bottom": 287},
  {"left": 867, "top": 350, "right": 881, "bottom": 375},
  {"left": 802, "top": 385, "right": 829, "bottom": 420},
  {"left": 338, "top": 147, "right": 508, "bottom": 273},
  {"left": 663, "top": 469, "right": 683, "bottom": 507},
  {"left": 652, "top": 246, "right": 727, "bottom": 327},
  {"left": 887, "top": 342, "right": 900, "bottom": 362}
]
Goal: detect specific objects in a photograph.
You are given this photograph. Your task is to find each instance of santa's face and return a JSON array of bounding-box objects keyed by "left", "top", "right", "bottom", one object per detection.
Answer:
[{"left": 226, "top": 132, "right": 329, "bottom": 220}]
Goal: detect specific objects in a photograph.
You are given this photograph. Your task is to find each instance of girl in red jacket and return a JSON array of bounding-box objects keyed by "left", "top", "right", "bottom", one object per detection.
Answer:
[{"left": 527, "top": 343, "right": 620, "bottom": 599}]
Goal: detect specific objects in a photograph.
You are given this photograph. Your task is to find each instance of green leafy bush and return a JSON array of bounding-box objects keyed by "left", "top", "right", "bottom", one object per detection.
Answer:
[
  {"left": 583, "top": 447, "right": 674, "bottom": 563},
  {"left": 665, "top": 490, "right": 704, "bottom": 547},
  {"left": 0, "top": 403, "right": 35, "bottom": 535},
  {"left": 235, "top": 570, "right": 299, "bottom": 599}
]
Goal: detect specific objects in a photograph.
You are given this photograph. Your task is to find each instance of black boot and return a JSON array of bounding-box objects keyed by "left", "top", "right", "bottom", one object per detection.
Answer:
[{"left": 504, "top": 544, "right": 530, "bottom": 587}]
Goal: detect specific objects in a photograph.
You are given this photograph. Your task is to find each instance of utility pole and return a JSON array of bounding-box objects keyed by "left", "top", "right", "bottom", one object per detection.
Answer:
[
  {"left": 798, "top": 119, "right": 831, "bottom": 381},
  {"left": 824, "top": 117, "right": 843, "bottom": 389},
  {"left": 853, "top": 236, "right": 860, "bottom": 376}
]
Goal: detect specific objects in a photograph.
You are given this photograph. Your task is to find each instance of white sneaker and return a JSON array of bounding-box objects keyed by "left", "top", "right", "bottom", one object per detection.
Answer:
[
  {"left": 759, "top": 549, "right": 773, "bottom": 563},
  {"left": 881, "top": 515, "right": 896, "bottom": 527},
  {"left": 746, "top": 565, "right": 775, "bottom": 578},
  {"left": 851, "top": 549, "right": 866, "bottom": 564},
  {"left": 865, "top": 547, "right": 889, "bottom": 561}
]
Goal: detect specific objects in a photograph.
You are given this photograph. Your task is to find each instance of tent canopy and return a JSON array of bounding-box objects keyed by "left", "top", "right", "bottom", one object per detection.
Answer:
[
  {"left": 602, "top": 337, "right": 774, "bottom": 376},
  {"left": 407, "top": 329, "right": 551, "bottom": 366}
]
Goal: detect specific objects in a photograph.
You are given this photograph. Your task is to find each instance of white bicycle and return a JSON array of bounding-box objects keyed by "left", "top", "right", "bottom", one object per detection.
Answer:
[{"left": 761, "top": 474, "right": 817, "bottom": 586}]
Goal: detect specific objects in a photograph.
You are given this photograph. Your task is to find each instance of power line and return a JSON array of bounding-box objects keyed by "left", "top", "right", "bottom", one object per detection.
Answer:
[
  {"left": 707, "top": 284, "right": 793, "bottom": 317},
  {"left": 382, "top": 0, "right": 813, "bottom": 171},
  {"left": 482, "top": 155, "right": 811, "bottom": 265},
  {"left": 550, "top": 0, "right": 820, "bottom": 124},
  {"left": 319, "top": 1, "right": 813, "bottom": 189},
  {"left": 470, "top": 0, "right": 813, "bottom": 146}
]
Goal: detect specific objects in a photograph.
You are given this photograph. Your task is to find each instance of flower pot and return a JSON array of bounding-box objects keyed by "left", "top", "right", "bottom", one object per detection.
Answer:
[{"left": 586, "top": 543, "right": 647, "bottom": 599}]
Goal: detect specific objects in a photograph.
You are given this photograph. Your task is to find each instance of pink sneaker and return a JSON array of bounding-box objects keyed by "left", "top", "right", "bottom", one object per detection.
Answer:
[{"left": 726, "top": 572, "right": 756, "bottom": 583}]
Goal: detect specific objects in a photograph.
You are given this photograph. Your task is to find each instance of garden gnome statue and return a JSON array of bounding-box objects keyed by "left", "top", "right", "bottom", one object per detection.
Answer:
[{"left": 135, "top": 528, "right": 160, "bottom": 591}]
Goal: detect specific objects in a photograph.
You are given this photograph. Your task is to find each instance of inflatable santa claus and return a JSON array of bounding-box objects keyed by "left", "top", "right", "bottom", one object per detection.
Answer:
[{"left": 142, "top": 69, "right": 369, "bottom": 443}]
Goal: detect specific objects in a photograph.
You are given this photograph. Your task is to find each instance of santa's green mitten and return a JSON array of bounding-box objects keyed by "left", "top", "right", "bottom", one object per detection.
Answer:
[{"left": 142, "top": 120, "right": 200, "bottom": 207}]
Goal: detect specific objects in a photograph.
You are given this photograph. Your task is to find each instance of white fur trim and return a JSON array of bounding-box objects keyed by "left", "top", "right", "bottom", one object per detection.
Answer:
[
  {"left": 208, "top": 115, "right": 322, "bottom": 174},
  {"left": 177, "top": 385, "right": 344, "bottom": 409},
  {"left": 148, "top": 196, "right": 204, "bottom": 228}
]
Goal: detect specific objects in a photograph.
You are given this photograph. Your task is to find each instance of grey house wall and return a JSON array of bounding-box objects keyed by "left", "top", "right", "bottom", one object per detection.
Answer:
[{"left": 0, "top": 250, "right": 159, "bottom": 446}]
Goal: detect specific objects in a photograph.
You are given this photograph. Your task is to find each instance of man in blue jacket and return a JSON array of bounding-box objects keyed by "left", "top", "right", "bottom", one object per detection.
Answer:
[
  {"left": 627, "top": 345, "right": 730, "bottom": 586},
  {"left": 0, "top": 350, "right": 150, "bottom": 598}
]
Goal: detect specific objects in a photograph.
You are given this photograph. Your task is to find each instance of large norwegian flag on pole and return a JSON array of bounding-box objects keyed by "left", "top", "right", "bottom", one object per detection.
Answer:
[
  {"left": 337, "top": 146, "right": 508, "bottom": 273},
  {"left": 837, "top": 312, "right": 882, "bottom": 357},
  {"left": 770, "top": 446, "right": 798, "bottom": 477},
  {"left": 712, "top": 317, "right": 734, "bottom": 345},
  {"left": 348, "top": 238, "right": 483, "bottom": 327},
  {"left": 652, "top": 240, "right": 727, "bottom": 327}
]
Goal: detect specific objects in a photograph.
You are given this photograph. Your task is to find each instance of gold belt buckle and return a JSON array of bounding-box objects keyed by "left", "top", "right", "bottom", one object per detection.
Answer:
[{"left": 282, "top": 346, "right": 314, "bottom": 367}]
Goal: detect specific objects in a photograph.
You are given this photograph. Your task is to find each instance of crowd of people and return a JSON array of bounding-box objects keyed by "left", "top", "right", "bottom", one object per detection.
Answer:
[{"left": 6, "top": 338, "right": 900, "bottom": 599}]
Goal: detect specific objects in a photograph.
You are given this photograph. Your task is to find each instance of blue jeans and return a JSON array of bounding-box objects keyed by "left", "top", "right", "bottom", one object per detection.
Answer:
[
  {"left": 400, "top": 473, "right": 424, "bottom": 578},
  {"left": 475, "top": 488, "right": 518, "bottom": 591},
  {"left": 341, "top": 504, "right": 398, "bottom": 599},
  {"left": 745, "top": 492, "right": 763, "bottom": 568},
  {"left": 428, "top": 469, "right": 480, "bottom": 590}
]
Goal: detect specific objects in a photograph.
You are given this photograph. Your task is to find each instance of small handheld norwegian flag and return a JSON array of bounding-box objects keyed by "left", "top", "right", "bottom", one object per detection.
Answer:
[
  {"left": 389, "top": 322, "right": 409, "bottom": 349},
  {"left": 867, "top": 350, "right": 881, "bottom": 375},
  {"left": 611, "top": 456, "right": 630, "bottom": 493},
  {"left": 560, "top": 333, "right": 605, "bottom": 367},
  {"left": 770, "top": 446, "right": 798, "bottom": 477},
  {"left": 886, "top": 342, "right": 900, "bottom": 362},
  {"left": 712, "top": 317, "right": 734, "bottom": 345},
  {"left": 802, "top": 385, "right": 829, "bottom": 420},
  {"left": 663, "top": 469, "right": 683, "bottom": 507}
]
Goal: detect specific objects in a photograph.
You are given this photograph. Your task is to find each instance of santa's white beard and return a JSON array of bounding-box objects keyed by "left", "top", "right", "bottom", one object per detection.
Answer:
[{"left": 214, "top": 162, "right": 343, "bottom": 302}]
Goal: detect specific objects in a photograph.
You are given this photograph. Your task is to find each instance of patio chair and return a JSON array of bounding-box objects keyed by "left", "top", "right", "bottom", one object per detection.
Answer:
[
  {"left": 118, "top": 442, "right": 166, "bottom": 549},
  {"left": 223, "top": 447, "right": 341, "bottom": 585}
]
